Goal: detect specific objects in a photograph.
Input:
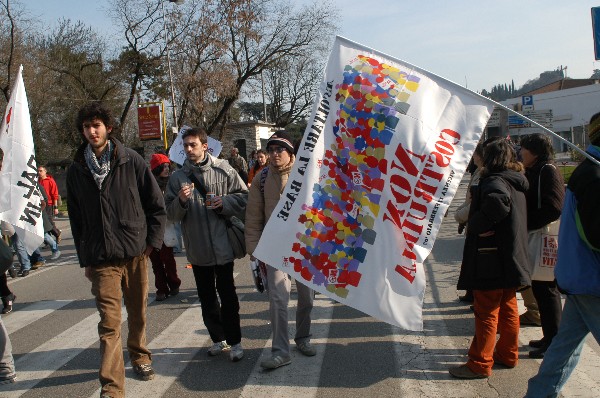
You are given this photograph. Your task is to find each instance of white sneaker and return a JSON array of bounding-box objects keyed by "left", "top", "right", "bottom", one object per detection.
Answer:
[
  {"left": 230, "top": 343, "right": 244, "bottom": 362},
  {"left": 207, "top": 341, "right": 230, "bottom": 356},
  {"left": 49, "top": 250, "right": 61, "bottom": 260}
]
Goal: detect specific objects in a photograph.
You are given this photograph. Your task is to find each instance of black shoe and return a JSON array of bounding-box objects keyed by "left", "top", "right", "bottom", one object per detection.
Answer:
[
  {"left": 529, "top": 347, "right": 547, "bottom": 359},
  {"left": 529, "top": 339, "right": 546, "bottom": 349},
  {"left": 1, "top": 293, "right": 16, "bottom": 314},
  {"left": 18, "top": 270, "right": 29, "bottom": 277},
  {"left": 8, "top": 267, "right": 17, "bottom": 279},
  {"left": 458, "top": 294, "right": 474, "bottom": 303},
  {"left": 155, "top": 293, "right": 167, "bottom": 301}
]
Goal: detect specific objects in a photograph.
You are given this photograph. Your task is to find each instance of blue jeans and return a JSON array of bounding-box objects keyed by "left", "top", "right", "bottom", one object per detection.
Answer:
[
  {"left": 44, "top": 232, "right": 58, "bottom": 253},
  {"left": 10, "top": 233, "right": 45, "bottom": 272},
  {"left": 526, "top": 295, "right": 600, "bottom": 397}
]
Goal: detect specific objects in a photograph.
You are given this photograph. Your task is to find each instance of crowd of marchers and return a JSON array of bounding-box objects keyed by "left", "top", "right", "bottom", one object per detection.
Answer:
[
  {"left": 1, "top": 101, "right": 600, "bottom": 398},
  {"left": 0, "top": 101, "right": 316, "bottom": 397},
  {"left": 449, "top": 121, "right": 600, "bottom": 398}
]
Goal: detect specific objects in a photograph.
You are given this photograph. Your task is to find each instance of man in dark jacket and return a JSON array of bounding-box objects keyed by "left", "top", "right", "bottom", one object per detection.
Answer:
[{"left": 67, "top": 102, "right": 166, "bottom": 398}]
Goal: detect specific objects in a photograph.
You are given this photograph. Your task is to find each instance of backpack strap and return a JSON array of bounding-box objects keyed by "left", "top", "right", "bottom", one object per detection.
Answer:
[{"left": 187, "top": 172, "right": 207, "bottom": 200}]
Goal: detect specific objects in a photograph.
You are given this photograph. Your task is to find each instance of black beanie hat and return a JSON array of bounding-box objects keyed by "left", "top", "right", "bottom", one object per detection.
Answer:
[{"left": 267, "top": 131, "right": 294, "bottom": 153}]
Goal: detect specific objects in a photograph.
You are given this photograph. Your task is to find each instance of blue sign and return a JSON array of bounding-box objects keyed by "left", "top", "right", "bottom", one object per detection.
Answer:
[
  {"left": 522, "top": 96, "right": 533, "bottom": 106},
  {"left": 592, "top": 8, "right": 600, "bottom": 60}
]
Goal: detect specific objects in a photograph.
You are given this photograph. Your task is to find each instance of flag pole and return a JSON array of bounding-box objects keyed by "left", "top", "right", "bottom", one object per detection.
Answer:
[{"left": 335, "top": 37, "right": 600, "bottom": 167}]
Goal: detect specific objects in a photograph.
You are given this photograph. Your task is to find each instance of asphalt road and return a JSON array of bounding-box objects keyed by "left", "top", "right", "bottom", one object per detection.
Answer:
[{"left": 2, "top": 180, "right": 599, "bottom": 397}]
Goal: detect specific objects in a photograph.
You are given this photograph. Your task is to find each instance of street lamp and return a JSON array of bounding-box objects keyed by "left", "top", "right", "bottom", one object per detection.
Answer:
[{"left": 162, "top": 0, "right": 184, "bottom": 133}]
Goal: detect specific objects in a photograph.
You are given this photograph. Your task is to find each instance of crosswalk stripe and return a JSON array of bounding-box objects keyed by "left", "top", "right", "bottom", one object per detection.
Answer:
[
  {"left": 88, "top": 273, "right": 239, "bottom": 397},
  {"left": 239, "top": 294, "right": 334, "bottom": 398},
  {"left": 1, "top": 307, "right": 129, "bottom": 397},
  {"left": 3, "top": 300, "right": 73, "bottom": 333},
  {"left": 4, "top": 243, "right": 600, "bottom": 398},
  {"left": 88, "top": 300, "right": 209, "bottom": 398}
]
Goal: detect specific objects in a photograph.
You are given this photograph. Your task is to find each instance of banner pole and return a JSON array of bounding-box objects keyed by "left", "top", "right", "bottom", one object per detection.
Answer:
[{"left": 489, "top": 102, "right": 600, "bottom": 168}]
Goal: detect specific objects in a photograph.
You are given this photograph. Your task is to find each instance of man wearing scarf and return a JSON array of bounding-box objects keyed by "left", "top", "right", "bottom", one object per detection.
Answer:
[{"left": 67, "top": 102, "right": 166, "bottom": 398}]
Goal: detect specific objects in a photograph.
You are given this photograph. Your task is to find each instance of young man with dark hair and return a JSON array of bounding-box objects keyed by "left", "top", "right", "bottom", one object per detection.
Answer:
[
  {"left": 67, "top": 102, "right": 166, "bottom": 398},
  {"left": 526, "top": 113, "right": 600, "bottom": 396},
  {"left": 165, "top": 127, "right": 248, "bottom": 363}
]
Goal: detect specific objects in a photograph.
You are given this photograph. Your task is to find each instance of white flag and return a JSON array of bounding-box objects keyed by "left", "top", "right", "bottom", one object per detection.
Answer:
[
  {"left": 0, "top": 65, "right": 45, "bottom": 254},
  {"left": 168, "top": 125, "right": 223, "bottom": 165},
  {"left": 253, "top": 37, "right": 494, "bottom": 330}
]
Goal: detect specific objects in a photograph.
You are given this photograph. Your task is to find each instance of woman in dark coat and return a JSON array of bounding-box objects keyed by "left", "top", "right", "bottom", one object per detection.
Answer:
[
  {"left": 520, "top": 133, "right": 564, "bottom": 359},
  {"left": 450, "top": 138, "right": 531, "bottom": 379}
]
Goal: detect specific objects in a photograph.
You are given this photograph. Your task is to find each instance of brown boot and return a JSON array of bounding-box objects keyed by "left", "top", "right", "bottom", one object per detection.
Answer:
[{"left": 449, "top": 364, "right": 488, "bottom": 379}]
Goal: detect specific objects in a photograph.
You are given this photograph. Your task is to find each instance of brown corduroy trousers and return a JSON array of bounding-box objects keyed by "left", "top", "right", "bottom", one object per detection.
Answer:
[{"left": 90, "top": 255, "right": 152, "bottom": 398}]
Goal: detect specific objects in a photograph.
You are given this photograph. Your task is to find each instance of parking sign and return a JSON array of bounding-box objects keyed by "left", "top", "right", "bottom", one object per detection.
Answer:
[{"left": 522, "top": 95, "right": 534, "bottom": 111}]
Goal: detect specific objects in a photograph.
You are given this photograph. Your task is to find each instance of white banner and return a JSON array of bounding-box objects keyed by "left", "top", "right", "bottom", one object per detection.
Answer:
[
  {"left": 0, "top": 66, "right": 45, "bottom": 254},
  {"left": 253, "top": 37, "right": 494, "bottom": 330},
  {"left": 168, "top": 125, "right": 223, "bottom": 165}
]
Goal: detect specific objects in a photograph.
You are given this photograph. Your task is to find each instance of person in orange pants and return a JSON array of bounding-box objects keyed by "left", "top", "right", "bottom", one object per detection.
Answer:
[
  {"left": 451, "top": 138, "right": 532, "bottom": 379},
  {"left": 468, "top": 289, "right": 520, "bottom": 375}
]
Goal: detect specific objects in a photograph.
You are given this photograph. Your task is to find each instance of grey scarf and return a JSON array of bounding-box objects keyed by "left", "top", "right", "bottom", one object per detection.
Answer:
[{"left": 84, "top": 141, "right": 114, "bottom": 189}]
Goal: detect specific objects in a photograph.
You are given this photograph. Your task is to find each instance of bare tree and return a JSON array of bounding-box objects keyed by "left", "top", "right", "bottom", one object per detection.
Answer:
[
  {"left": 28, "top": 20, "right": 126, "bottom": 161},
  {"left": 262, "top": 50, "right": 326, "bottom": 127},
  {"left": 0, "top": 0, "right": 28, "bottom": 103},
  {"left": 170, "top": 0, "right": 231, "bottom": 128},
  {"left": 108, "top": 0, "right": 200, "bottom": 131},
  {"left": 205, "top": 0, "right": 337, "bottom": 138}
]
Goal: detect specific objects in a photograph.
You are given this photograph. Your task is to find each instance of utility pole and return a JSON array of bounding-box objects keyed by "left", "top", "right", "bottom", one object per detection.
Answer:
[{"left": 162, "top": 0, "right": 184, "bottom": 133}]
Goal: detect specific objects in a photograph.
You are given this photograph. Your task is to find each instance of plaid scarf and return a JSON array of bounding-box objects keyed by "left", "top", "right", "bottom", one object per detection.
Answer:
[{"left": 84, "top": 140, "right": 114, "bottom": 189}]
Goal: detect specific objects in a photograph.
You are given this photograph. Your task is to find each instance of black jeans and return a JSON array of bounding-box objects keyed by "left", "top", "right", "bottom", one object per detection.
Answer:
[
  {"left": 191, "top": 262, "right": 241, "bottom": 346},
  {"left": 531, "top": 280, "right": 563, "bottom": 346},
  {"left": 0, "top": 273, "right": 11, "bottom": 297}
]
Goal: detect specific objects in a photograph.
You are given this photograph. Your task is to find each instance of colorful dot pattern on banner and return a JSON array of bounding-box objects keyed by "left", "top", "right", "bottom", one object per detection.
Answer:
[{"left": 289, "top": 55, "right": 421, "bottom": 298}]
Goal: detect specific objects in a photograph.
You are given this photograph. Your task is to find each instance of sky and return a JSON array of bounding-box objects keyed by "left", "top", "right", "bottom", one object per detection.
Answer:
[{"left": 22, "top": 0, "right": 600, "bottom": 93}]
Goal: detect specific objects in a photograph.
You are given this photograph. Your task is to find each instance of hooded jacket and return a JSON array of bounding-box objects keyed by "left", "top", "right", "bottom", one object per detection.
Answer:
[
  {"left": 457, "top": 169, "right": 531, "bottom": 290},
  {"left": 67, "top": 138, "right": 166, "bottom": 267},
  {"left": 164, "top": 154, "right": 247, "bottom": 266},
  {"left": 555, "top": 145, "right": 600, "bottom": 295}
]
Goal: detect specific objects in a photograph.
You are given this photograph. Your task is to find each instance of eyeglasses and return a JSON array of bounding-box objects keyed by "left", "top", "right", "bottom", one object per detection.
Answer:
[{"left": 267, "top": 146, "right": 286, "bottom": 154}]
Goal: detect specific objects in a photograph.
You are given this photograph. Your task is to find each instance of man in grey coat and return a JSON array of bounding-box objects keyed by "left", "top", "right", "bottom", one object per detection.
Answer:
[{"left": 164, "top": 127, "right": 247, "bottom": 362}]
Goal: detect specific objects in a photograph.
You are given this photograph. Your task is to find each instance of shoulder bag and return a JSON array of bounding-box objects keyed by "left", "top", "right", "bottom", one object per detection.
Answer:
[{"left": 529, "top": 164, "right": 560, "bottom": 281}]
